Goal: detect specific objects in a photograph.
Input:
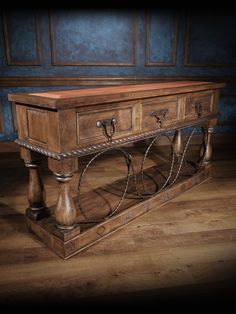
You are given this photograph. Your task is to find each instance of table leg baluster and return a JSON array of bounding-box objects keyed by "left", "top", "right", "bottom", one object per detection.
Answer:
[
  {"left": 21, "top": 149, "right": 50, "bottom": 221},
  {"left": 48, "top": 158, "right": 81, "bottom": 239},
  {"left": 54, "top": 172, "right": 77, "bottom": 230},
  {"left": 173, "top": 129, "right": 183, "bottom": 158},
  {"left": 203, "top": 127, "right": 214, "bottom": 165}
]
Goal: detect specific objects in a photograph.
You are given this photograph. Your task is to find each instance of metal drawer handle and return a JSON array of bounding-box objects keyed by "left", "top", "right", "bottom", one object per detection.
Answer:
[
  {"left": 150, "top": 109, "right": 169, "bottom": 127},
  {"left": 192, "top": 103, "right": 203, "bottom": 118},
  {"left": 96, "top": 118, "right": 116, "bottom": 141}
]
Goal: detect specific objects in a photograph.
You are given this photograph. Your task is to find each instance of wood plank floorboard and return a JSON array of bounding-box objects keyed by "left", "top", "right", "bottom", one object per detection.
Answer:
[{"left": 0, "top": 141, "right": 236, "bottom": 307}]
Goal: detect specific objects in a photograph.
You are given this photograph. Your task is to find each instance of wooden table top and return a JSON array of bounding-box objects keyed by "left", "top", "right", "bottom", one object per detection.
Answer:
[{"left": 8, "top": 81, "right": 225, "bottom": 110}]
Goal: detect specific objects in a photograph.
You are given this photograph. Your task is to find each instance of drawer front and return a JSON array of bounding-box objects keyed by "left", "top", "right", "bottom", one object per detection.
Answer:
[
  {"left": 185, "top": 91, "right": 213, "bottom": 119},
  {"left": 77, "top": 103, "right": 136, "bottom": 145},
  {"left": 141, "top": 96, "right": 179, "bottom": 131}
]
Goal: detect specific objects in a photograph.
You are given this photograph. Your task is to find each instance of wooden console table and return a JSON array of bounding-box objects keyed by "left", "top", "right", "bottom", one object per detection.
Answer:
[{"left": 9, "top": 81, "right": 225, "bottom": 259}]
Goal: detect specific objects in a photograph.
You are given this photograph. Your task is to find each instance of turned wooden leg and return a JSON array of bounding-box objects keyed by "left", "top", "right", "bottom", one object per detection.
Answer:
[
  {"left": 20, "top": 148, "right": 50, "bottom": 221},
  {"left": 203, "top": 127, "right": 214, "bottom": 164},
  {"left": 199, "top": 127, "right": 207, "bottom": 160},
  {"left": 54, "top": 172, "right": 77, "bottom": 230},
  {"left": 48, "top": 158, "right": 80, "bottom": 234},
  {"left": 173, "top": 129, "right": 183, "bottom": 158}
]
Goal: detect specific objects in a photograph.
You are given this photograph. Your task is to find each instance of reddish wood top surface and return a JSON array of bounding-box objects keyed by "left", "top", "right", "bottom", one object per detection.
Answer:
[{"left": 8, "top": 81, "right": 225, "bottom": 110}]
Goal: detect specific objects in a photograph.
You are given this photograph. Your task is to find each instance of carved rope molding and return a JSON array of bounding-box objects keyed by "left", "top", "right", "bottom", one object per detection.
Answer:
[{"left": 15, "top": 114, "right": 217, "bottom": 160}]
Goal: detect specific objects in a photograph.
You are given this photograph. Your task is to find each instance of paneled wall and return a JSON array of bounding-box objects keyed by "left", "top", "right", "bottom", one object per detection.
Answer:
[{"left": 0, "top": 10, "right": 236, "bottom": 141}]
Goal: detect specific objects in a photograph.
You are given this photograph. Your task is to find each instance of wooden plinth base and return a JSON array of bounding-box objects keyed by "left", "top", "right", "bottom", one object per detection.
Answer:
[
  {"left": 26, "top": 207, "right": 50, "bottom": 222},
  {"left": 26, "top": 167, "right": 211, "bottom": 259}
]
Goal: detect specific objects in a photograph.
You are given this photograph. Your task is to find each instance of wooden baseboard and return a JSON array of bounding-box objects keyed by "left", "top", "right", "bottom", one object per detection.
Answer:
[
  {"left": 0, "top": 141, "right": 19, "bottom": 152},
  {"left": 0, "top": 75, "right": 235, "bottom": 87}
]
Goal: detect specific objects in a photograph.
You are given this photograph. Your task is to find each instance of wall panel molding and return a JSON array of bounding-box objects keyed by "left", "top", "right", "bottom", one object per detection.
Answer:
[
  {"left": 145, "top": 13, "right": 178, "bottom": 66},
  {"left": 184, "top": 15, "right": 236, "bottom": 67},
  {"left": 49, "top": 12, "right": 137, "bottom": 66},
  {"left": 3, "top": 12, "right": 42, "bottom": 66}
]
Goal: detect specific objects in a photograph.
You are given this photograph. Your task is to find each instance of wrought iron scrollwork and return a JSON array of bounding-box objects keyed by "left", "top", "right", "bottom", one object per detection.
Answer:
[
  {"left": 77, "top": 126, "right": 206, "bottom": 223},
  {"left": 77, "top": 147, "right": 132, "bottom": 223},
  {"left": 139, "top": 133, "right": 175, "bottom": 197},
  {"left": 138, "top": 127, "right": 197, "bottom": 197}
]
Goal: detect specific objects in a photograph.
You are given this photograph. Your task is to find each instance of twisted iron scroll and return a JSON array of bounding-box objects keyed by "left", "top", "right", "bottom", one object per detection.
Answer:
[
  {"left": 77, "top": 127, "right": 202, "bottom": 223},
  {"left": 77, "top": 148, "right": 133, "bottom": 223}
]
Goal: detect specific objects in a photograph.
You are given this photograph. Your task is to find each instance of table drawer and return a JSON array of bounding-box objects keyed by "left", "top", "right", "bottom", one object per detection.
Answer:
[
  {"left": 77, "top": 103, "right": 136, "bottom": 145},
  {"left": 141, "top": 96, "right": 179, "bottom": 131},
  {"left": 185, "top": 91, "right": 213, "bottom": 119}
]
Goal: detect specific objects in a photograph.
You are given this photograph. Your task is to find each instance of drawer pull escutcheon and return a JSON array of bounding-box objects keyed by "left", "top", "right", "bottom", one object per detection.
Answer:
[
  {"left": 96, "top": 118, "right": 117, "bottom": 141},
  {"left": 150, "top": 109, "right": 169, "bottom": 127},
  {"left": 192, "top": 103, "right": 203, "bottom": 118}
]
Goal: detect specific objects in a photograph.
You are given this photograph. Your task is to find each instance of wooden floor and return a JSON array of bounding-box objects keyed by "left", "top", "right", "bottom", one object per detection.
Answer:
[{"left": 0, "top": 140, "right": 236, "bottom": 307}]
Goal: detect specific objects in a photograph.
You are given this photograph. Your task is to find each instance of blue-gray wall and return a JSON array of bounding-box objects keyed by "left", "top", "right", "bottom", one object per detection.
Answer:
[{"left": 0, "top": 10, "right": 236, "bottom": 141}]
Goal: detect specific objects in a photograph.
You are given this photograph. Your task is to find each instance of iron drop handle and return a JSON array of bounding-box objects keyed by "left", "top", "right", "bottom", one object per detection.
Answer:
[
  {"left": 150, "top": 109, "right": 169, "bottom": 127},
  {"left": 96, "top": 118, "right": 116, "bottom": 141},
  {"left": 192, "top": 103, "right": 203, "bottom": 118}
]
